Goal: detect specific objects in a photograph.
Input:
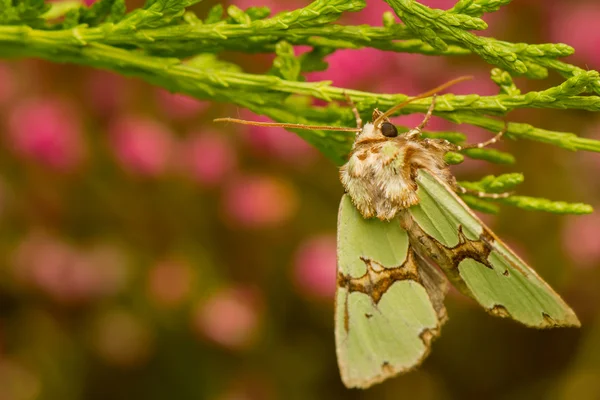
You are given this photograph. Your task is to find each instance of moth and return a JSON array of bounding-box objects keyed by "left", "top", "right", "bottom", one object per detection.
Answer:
[{"left": 215, "top": 77, "right": 580, "bottom": 389}]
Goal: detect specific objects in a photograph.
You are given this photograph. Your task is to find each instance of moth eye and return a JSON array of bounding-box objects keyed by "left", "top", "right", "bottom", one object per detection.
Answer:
[{"left": 381, "top": 122, "right": 398, "bottom": 138}]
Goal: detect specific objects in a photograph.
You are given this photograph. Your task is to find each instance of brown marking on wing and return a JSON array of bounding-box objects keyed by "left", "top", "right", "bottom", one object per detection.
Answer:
[
  {"left": 490, "top": 304, "right": 510, "bottom": 318},
  {"left": 344, "top": 292, "right": 350, "bottom": 333},
  {"left": 419, "top": 328, "right": 437, "bottom": 347},
  {"left": 455, "top": 226, "right": 494, "bottom": 269},
  {"left": 444, "top": 224, "right": 529, "bottom": 280},
  {"left": 400, "top": 212, "right": 502, "bottom": 296},
  {"left": 542, "top": 312, "right": 556, "bottom": 326},
  {"left": 357, "top": 152, "right": 368, "bottom": 161},
  {"left": 413, "top": 171, "right": 531, "bottom": 277},
  {"left": 336, "top": 239, "right": 447, "bottom": 387},
  {"left": 337, "top": 248, "right": 421, "bottom": 305},
  {"left": 420, "top": 224, "right": 494, "bottom": 271},
  {"left": 381, "top": 361, "right": 393, "bottom": 374}
]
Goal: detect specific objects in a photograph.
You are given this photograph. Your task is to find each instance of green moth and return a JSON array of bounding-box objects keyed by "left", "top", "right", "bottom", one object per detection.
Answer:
[
  {"left": 335, "top": 90, "right": 579, "bottom": 389},
  {"left": 215, "top": 77, "right": 580, "bottom": 389}
]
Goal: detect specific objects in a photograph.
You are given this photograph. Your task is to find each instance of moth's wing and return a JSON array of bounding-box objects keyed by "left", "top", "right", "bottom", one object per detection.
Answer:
[
  {"left": 405, "top": 169, "right": 580, "bottom": 328},
  {"left": 335, "top": 195, "right": 447, "bottom": 389},
  {"left": 414, "top": 250, "right": 449, "bottom": 321}
]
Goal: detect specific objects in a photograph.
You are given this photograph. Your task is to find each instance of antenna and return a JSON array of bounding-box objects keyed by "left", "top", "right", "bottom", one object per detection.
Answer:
[
  {"left": 372, "top": 76, "right": 473, "bottom": 127},
  {"left": 213, "top": 118, "right": 362, "bottom": 132},
  {"left": 215, "top": 76, "right": 472, "bottom": 133}
]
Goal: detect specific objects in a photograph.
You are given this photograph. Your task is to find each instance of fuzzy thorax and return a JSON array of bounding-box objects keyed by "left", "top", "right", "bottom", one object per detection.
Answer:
[{"left": 340, "top": 123, "right": 455, "bottom": 221}]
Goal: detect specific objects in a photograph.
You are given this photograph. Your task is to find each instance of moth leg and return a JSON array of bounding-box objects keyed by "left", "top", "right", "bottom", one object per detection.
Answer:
[
  {"left": 344, "top": 91, "right": 363, "bottom": 129},
  {"left": 455, "top": 121, "right": 508, "bottom": 151},
  {"left": 457, "top": 185, "right": 512, "bottom": 199},
  {"left": 406, "top": 94, "right": 437, "bottom": 139}
]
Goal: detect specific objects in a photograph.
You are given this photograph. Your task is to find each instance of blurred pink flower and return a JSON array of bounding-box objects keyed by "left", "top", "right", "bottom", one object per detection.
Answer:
[
  {"left": 307, "top": 48, "right": 395, "bottom": 89},
  {"left": 562, "top": 212, "right": 600, "bottom": 269},
  {"left": 86, "top": 70, "right": 130, "bottom": 116},
  {"left": 348, "top": 0, "right": 394, "bottom": 25},
  {"left": 549, "top": 3, "right": 600, "bottom": 68},
  {"left": 11, "top": 232, "right": 127, "bottom": 304},
  {"left": 109, "top": 116, "right": 175, "bottom": 177},
  {"left": 6, "top": 98, "right": 86, "bottom": 171},
  {"left": 192, "top": 287, "right": 262, "bottom": 350},
  {"left": 238, "top": 111, "right": 317, "bottom": 167},
  {"left": 91, "top": 310, "right": 154, "bottom": 368},
  {"left": 179, "top": 131, "right": 237, "bottom": 186},
  {"left": 147, "top": 259, "right": 194, "bottom": 308},
  {"left": 0, "top": 63, "right": 16, "bottom": 106},
  {"left": 479, "top": 5, "right": 508, "bottom": 36},
  {"left": 223, "top": 175, "right": 298, "bottom": 228},
  {"left": 293, "top": 234, "right": 337, "bottom": 299},
  {"left": 155, "top": 89, "right": 210, "bottom": 120}
]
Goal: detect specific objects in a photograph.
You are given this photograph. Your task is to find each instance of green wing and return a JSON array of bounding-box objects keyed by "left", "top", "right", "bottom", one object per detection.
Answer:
[
  {"left": 403, "top": 169, "right": 580, "bottom": 328},
  {"left": 336, "top": 195, "right": 447, "bottom": 389}
]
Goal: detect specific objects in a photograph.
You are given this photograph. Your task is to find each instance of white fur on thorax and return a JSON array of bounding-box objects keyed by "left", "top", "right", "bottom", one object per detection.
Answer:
[{"left": 340, "top": 123, "right": 453, "bottom": 221}]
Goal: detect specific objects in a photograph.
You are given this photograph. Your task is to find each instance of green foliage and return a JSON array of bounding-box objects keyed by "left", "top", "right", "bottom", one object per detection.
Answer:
[
  {"left": 461, "top": 148, "right": 515, "bottom": 164},
  {"left": 460, "top": 173, "right": 525, "bottom": 193},
  {"left": 385, "top": 0, "right": 576, "bottom": 78},
  {"left": 459, "top": 174, "right": 593, "bottom": 215},
  {"left": 490, "top": 68, "right": 521, "bottom": 96},
  {"left": 0, "top": 0, "right": 598, "bottom": 215},
  {"left": 461, "top": 195, "right": 501, "bottom": 214},
  {"left": 270, "top": 41, "right": 303, "bottom": 81},
  {"left": 444, "top": 152, "right": 465, "bottom": 165},
  {"left": 499, "top": 196, "right": 594, "bottom": 215},
  {"left": 0, "top": 0, "right": 50, "bottom": 26},
  {"left": 450, "top": 0, "right": 513, "bottom": 18}
]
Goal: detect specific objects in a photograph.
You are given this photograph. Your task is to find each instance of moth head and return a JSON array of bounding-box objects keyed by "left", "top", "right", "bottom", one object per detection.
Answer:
[
  {"left": 380, "top": 121, "right": 398, "bottom": 138},
  {"left": 355, "top": 122, "right": 398, "bottom": 143},
  {"left": 354, "top": 111, "right": 399, "bottom": 146},
  {"left": 371, "top": 110, "right": 398, "bottom": 137}
]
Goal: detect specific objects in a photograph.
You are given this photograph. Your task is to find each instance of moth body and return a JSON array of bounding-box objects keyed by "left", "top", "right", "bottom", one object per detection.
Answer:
[{"left": 340, "top": 121, "right": 454, "bottom": 221}]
